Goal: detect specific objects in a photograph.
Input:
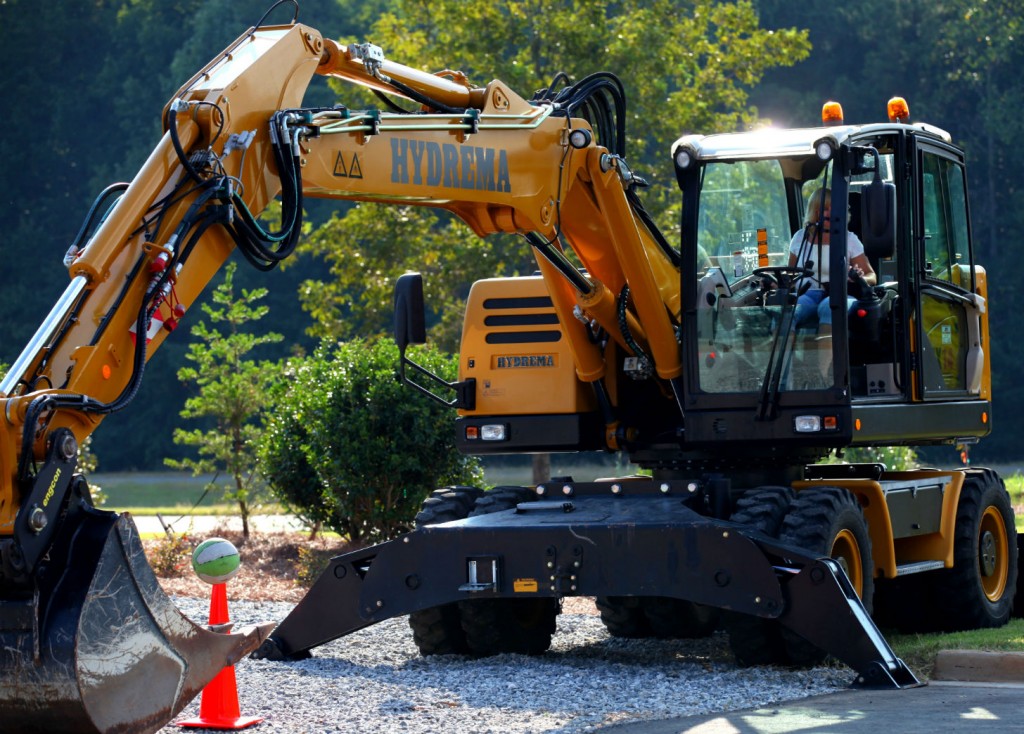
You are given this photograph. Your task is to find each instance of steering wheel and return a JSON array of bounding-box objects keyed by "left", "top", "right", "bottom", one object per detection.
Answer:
[{"left": 752, "top": 265, "right": 813, "bottom": 289}]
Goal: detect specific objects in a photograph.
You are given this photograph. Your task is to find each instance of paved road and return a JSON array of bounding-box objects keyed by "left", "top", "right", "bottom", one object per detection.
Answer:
[{"left": 600, "top": 681, "right": 1024, "bottom": 733}]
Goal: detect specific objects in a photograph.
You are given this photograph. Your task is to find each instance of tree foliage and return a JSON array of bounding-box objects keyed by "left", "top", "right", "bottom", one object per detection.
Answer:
[
  {"left": 259, "top": 339, "right": 482, "bottom": 543},
  {"left": 165, "top": 263, "right": 283, "bottom": 537}
]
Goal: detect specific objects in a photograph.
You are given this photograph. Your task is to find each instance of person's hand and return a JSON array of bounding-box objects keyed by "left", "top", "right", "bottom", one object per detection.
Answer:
[{"left": 848, "top": 266, "right": 873, "bottom": 299}]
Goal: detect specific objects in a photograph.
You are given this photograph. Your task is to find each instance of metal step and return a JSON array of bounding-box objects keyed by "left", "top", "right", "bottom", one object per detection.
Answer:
[{"left": 895, "top": 560, "right": 945, "bottom": 576}]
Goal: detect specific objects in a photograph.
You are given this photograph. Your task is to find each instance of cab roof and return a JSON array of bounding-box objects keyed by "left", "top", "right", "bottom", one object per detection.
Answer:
[{"left": 673, "top": 121, "right": 953, "bottom": 162}]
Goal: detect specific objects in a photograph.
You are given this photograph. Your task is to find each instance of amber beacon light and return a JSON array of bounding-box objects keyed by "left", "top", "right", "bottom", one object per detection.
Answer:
[{"left": 888, "top": 96, "right": 910, "bottom": 123}]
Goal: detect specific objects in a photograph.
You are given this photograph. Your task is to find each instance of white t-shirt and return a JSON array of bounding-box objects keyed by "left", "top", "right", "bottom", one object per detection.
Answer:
[{"left": 788, "top": 227, "right": 865, "bottom": 289}]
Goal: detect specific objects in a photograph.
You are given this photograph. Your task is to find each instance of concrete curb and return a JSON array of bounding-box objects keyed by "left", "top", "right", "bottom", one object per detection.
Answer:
[{"left": 932, "top": 650, "right": 1024, "bottom": 683}]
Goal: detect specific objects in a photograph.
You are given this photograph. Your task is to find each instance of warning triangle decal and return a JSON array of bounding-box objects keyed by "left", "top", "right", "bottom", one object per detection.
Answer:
[{"left": 333, "top": 152, "right": 348, "bottom": 177}]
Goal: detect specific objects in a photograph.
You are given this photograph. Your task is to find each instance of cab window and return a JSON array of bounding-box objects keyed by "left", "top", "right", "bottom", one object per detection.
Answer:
[{"left": 922, "top": 153, "right": 971, "bottom": 287}]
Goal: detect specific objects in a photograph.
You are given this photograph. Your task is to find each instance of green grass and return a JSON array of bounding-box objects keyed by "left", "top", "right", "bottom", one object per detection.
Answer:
[
  {"left": 887, "top": 619, "right": 1024, "bottom": 679},
  {"left": 92, "top": 472, "right": 285, "bottom": 515},
  {"left": 1006, "top": 472, "right": 1024, "bottom": 531}
]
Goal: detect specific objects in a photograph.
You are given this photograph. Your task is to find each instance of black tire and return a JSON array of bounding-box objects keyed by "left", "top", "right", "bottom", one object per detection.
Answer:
[
  {"left": 460, "top": 597, "right": 560, "bottom": 656},
  {"left": 595, "top": 596, "right": 650, "bottom": 638},
  {"left": 723, "top": 486, "right": 795, "bottom": 666},
  {"left": 597, "top": 596, "right": 719, "bottom": 639},
  {"left": 642, "top": 597, "right": 719, "bottom": 639},
  {"left": 408, "top": 486, "right": 482, "bottom": 656},
  {"left": 458, "top": 486, "right": 560, "bottom": 655},
  {"left": 468, "top": 485, "right": 536, "bottom": 517},
  {"left": 932, "top": 468, "right": 1018, "bottom": 630},
  {"left": 777, "top": 486, "right": 873, "bottom": 666}
]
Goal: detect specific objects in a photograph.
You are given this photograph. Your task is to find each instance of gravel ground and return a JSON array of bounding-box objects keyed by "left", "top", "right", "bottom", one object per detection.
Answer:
[{"left": 160, "top": 598, "right": 850, "bottom": 734}]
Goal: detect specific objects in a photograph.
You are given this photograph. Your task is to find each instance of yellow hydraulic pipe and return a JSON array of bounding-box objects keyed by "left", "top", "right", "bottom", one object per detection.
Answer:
[
  {"left": 317, "top": 39, "right": 486, "bottom": 111},
  {"left": 587, "top": 149, "right": 682, "bottom": 380}
]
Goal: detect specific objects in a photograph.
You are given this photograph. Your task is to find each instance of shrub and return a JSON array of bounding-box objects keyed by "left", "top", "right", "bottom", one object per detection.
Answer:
[
  {"left": 259, "top": 338, "right": 482, "bottom": 543},
  {"left": 294, "top": 546, "right": 335, "bottom": 588},
  {"left": 825, "top": 445, "right": 919, "bottom": 471},
  {"left": 148, "top": 532, "right": 195, "bottom": 578}
]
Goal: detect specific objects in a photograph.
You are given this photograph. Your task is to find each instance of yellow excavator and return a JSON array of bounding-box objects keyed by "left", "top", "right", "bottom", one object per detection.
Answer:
[{"left": 1, "top": 5, "right": 1016, "bottom": 732}]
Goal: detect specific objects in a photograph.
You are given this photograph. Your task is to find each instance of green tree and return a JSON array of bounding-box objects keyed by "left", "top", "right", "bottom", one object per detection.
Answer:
[
  {"left": 165, "top": 262, "right": 283, "bottom": 537},
  {"left": 259, "top": 339, "right": 483, "bottom": 543}
]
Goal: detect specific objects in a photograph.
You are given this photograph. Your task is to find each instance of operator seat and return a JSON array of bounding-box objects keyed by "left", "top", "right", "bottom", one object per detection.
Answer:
[{"left": 848, "top": 175, "right": 899, "bottom": 394}]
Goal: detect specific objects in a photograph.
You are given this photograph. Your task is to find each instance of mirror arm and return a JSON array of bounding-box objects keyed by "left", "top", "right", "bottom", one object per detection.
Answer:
[{"left": 397, "top": 348, "right": 476, "bottom": 410}]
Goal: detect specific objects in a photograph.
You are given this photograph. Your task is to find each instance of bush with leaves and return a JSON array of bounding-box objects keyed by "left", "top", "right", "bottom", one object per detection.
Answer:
[
  {"left": 259, "top": 338, "right": 482, "bottom": 543},
  {"left": 825, "top": 445, "right": 919, "bottom": 471}
]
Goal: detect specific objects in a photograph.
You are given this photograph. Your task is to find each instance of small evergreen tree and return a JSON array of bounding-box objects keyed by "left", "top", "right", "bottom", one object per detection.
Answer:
[{"left": 165, "top": 262, "right": 283, "bottom": 537}]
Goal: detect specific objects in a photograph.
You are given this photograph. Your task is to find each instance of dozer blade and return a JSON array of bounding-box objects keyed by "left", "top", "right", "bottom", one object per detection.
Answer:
[{"left": 0, "top": 510, "right": 273, "bottom": 734}]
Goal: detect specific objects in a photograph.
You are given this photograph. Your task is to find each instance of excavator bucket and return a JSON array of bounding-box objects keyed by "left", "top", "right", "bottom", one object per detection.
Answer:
[{"left": 0, "top": 509, "right": 272, "bottom": 734}]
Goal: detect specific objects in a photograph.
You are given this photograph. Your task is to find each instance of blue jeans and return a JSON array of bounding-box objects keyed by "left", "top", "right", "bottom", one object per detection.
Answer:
[{"left": 795, "top": 289, "right": 856, "bottom": 328}]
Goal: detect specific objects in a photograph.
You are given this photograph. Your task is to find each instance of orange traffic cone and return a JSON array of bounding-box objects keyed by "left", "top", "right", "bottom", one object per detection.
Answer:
[{"left": 178, "top": 583, "right": 262, "bottom": 730}]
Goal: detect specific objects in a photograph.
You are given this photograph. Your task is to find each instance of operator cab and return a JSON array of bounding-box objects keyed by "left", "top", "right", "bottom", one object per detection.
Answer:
[{"left": 672, "top": 99, "right": 991, "bottom": 455}]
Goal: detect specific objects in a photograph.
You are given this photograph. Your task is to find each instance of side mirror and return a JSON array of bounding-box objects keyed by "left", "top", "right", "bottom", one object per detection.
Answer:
[
  {"left": 393, "top": 272, "right": 427, "bottom": 351},
  {"left": 392, "top": 272, "right": 476, "bottom": 410}
]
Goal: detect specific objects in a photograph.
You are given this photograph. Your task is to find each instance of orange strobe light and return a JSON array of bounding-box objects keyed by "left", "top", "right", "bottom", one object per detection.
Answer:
[
  {"left": 888, "top": 97, "right": 910, "bottom": 123},
  {"left": 822, "top": 101, "right": 844, "bottom": 126}
]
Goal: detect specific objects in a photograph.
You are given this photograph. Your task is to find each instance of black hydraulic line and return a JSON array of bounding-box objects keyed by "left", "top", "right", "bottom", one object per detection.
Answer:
[
  {"left": 524, "top": 232, "right": 593, "bottom": 295},
  {"left": 89, "top": 255, "right": 148, "bottom": 347},
  {"left": 591, "top": 379, "right": 617, "bottom": 428},
  {"left": 381, "top": 76, "right": 462, "bottom": 115},
  {"left": 548, "top": 73, "right": 626, "bottom": 158},
  {"left": 254, "top": 0, "right": 299, "bottom": 27},
  {"left": 372, "top": 89, "right": 415, "bottom": 114},
  {"left": 554, "top": 73, "right": 627, "bottom": 157},
  {"left": 69, "top": 183, "right": 130, "bottom": 253},
  {"left": 17, "top": 103, "right": 311, "bottom": 480},
  {"left": 532, "top": 71, "right": 571, "bottom": 102},
  {"left": 627, "top": 188, "right": 681, "bottom": 268},
  {"left": 167, "top": 104, "right": 207, "bottom": 186},
  {"left": 617, "top": 284, "right": 651, "bottom": 365}
]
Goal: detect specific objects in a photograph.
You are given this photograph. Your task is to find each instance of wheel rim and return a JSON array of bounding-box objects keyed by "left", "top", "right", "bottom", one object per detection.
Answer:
[
  {"left": 979, "top": 506, "right": 1009, "bottom": 602},
  {"left": 831, "top": 529, "right": 864, "bottom": 597}
]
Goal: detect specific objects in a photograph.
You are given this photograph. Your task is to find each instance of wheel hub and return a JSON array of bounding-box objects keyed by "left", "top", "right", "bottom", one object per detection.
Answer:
[{"left": 980, "top": 529, "right": 998, "bottom": 577}]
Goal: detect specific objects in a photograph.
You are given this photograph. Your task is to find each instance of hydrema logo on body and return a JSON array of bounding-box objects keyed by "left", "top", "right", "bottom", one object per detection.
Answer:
[
  {"left": 495, "top": 355, "right": 555, "bottom": 368},
  {"left": 390, "top": 138, "right": 511, "bottom": 192}
]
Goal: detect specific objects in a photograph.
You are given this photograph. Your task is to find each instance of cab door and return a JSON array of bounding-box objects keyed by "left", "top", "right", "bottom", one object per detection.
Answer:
[{"left": 913, "top": 142, "right": 985, "bottom": 398}]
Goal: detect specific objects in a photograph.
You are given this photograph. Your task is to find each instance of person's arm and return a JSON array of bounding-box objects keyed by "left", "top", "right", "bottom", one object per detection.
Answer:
[{"left": 850, "top": 253, "right": 876, "bottom": 285}]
